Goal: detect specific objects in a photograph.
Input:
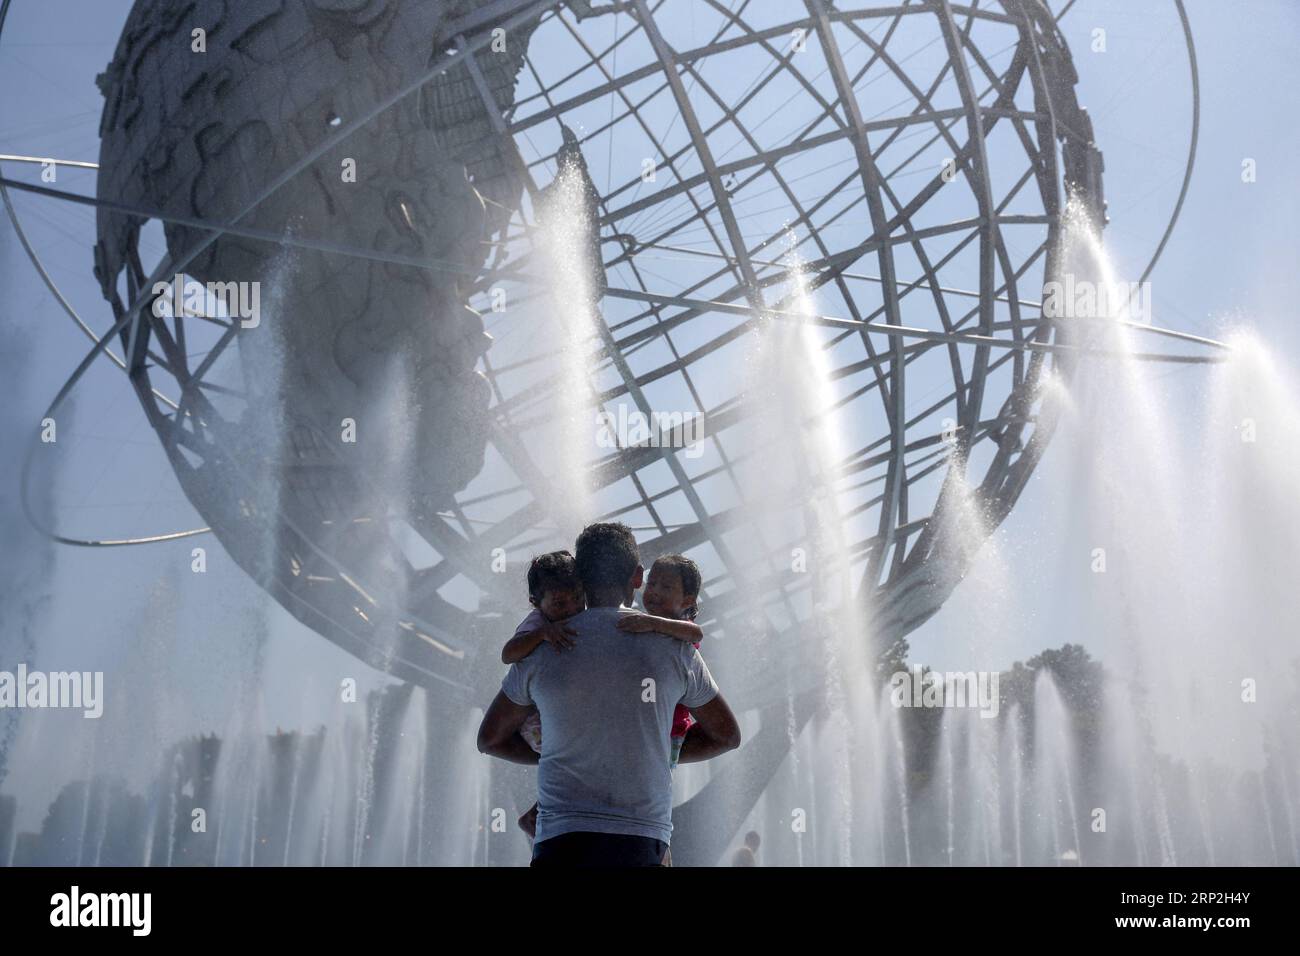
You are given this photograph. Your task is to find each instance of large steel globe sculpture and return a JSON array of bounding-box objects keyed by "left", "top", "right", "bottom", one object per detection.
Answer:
[{"left": 87, "top": 0, "right": 1105, "bottom": 722}]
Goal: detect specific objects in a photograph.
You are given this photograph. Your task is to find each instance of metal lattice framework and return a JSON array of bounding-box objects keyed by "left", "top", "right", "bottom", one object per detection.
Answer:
[{"left": 4, "top": 0, "right": 1224, "bottom": 715}]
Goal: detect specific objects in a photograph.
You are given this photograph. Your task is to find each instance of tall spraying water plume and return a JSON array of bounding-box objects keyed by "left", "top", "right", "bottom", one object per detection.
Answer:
[
  {"left": 528, "top": 129, "right": 608, "bottom": 531},
  {"left": 715, "top": 242, "right": 895, "bottom": 865}
]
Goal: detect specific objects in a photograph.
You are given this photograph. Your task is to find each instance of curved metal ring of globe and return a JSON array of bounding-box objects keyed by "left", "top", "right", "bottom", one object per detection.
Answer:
[{"left": 82, "top": 0, "right": 1200, "bottom": 856}]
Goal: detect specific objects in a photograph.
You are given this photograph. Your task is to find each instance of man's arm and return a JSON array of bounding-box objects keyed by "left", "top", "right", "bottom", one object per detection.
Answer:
[
  {"left": 476, "top": 691, "right": 541, "bottom": 764},
  {"left": 676, "top": 693, "right": 741, "bottom": 763}
]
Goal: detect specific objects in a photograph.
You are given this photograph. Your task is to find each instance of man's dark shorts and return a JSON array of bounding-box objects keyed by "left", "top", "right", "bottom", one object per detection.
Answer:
[{"left": 531, "top": 831, "right": 670, "bottom": 867}]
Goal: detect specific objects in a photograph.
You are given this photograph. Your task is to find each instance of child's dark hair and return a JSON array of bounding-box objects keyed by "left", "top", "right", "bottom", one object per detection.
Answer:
[
  {"left": 527, "top": 550, "right": 580, "bottom": 605},
  {"left": 652, "top": 554, "right": 701, "bottom": 620}
]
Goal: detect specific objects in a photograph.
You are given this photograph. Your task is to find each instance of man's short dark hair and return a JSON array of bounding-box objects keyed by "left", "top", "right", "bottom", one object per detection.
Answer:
[
  {"left": 652, "top": 554, "right": 701, "bottom": 598},
  {"left": 574, "top": 522, "right": 640, "bottom": 592},
  {"left": 527, "top": 550, "right": 580, "bottom": 603}
]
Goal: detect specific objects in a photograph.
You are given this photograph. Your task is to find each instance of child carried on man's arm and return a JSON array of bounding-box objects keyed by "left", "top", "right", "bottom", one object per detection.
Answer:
[
  {"left": 500, "top": 551, "right": 585, "bottom": 752},
  {"left": 620, "top": 554, "right": 704, "bottom": 769}
]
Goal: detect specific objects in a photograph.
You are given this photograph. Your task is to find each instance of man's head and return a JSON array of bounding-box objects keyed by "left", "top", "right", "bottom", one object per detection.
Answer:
[
  {"left": 574, "top": 522, "right": 643, "bottom": 606},
  {"left": 527, "top": 550, "right": 585, "bottom": 621},
  {"left": 642, "top": 554, "right": 701, "bottom": 621}
]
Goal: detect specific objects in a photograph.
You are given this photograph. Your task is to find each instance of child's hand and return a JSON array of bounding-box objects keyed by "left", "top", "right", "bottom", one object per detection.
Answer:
[
  {"left": 616, "top": 613, "right": 658, "bottom": 634},
  {"left": 538, "top": 620, "right": 578, "bottom": 652}
]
